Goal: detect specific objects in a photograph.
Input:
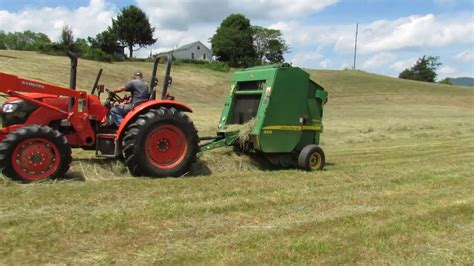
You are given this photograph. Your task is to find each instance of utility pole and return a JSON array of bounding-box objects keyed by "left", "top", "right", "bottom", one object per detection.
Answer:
[{"left": 353, "top": 22, "right": 359, "bottom": 70}]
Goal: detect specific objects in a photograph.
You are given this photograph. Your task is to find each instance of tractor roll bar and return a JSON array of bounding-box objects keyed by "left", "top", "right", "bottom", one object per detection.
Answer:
[{"left": 149, "top": 53, "right": 172, "bottom": 100}]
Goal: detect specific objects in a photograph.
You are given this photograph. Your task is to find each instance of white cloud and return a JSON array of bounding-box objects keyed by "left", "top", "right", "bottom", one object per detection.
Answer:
[
  {"left": 137, "top": 0, "right": 338, "bottom": 30},
  {"left": 274, "top": 14, "right": 474, "bottom": 55},
  {"left": 320, "top": 59, "right": 331, "bottom": 69},
  {"left": 270, "top": 21, "right": 352, "bottom": 49},
  {"left": 455, "top": 50, "right": 474, "bottom": 62},
  {"left": 336, "top": 14, "right": 474, "bottom": 53},
  {"left": 134, "top": 0, "right": 338, "bottom": 57},
  {"left": 290, "top": 50, "right": 323, "bottom": 66},
  {"left": 0, "top": 0, "right": 116, "bottom": 41},
  {"left": 438, "top": 65, "right": 457, "bottom": 79},
  {"left": 362, "top": 53, "right": 395, "bottom": 69},
  {"left": 390, "top": 57, "right": 418, "bottom": 72}
]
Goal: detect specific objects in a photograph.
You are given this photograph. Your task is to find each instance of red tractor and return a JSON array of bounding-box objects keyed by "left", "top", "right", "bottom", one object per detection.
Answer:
[{"left": 0, "top": 52, "right": 199, "bottom": 182}]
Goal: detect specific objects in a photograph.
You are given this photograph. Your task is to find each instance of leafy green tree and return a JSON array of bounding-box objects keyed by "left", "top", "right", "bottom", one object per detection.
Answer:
[
  {"left": 399, "top": 55, "right": 442, "bottom": 82},
  {"left": 252, "top": 26, "right": 289, "bottom": 63},
  {"left": 211, "top": 14, "right": 257, "bottom": 67},
  {"left": 0, "top": 32, "right": 6, "bottom": 50},
  {"left": 112, "top": 5, "right": 156, "bottom": 58},
  {"left": 0, "top": 31, "right": 51, "bottom": 51},
  {"left": 61, "top": 25, "right": 75, "bottom": 51},
  {"left": 31, "top": 32, "right": 51, "bottom": 50},
  {"left": 88, "top": 28, "right": 119, "bottom": 54}
]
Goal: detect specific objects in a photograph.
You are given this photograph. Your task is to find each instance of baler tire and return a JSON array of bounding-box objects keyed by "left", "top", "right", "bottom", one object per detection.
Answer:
[
  {"left": 121, "top": 107, "right": 199, "bottom": 177},
  {"left": 0, "top": 125, "right": 72, "bottom": 182},
  {"left": 298, "top": 145, "right": 325, "bottom": 171}
]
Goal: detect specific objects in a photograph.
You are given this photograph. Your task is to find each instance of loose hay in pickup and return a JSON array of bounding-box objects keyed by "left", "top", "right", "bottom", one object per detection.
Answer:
[{"left": 225, "top": 118, "right": 256, "bottom": 146}]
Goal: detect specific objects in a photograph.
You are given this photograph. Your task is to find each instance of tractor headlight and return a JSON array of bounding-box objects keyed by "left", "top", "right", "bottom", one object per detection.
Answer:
[
  {"left": 2, "top": 103, "right": 18, "bottom": 113},
  {"left": 1, "top": 100, "right": 38, "bottom": 127}
]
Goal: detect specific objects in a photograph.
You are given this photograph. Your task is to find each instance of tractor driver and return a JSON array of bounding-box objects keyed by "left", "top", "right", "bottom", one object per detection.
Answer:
[{"left": 107, "top": 71, "right": 150, "bottom": 126}]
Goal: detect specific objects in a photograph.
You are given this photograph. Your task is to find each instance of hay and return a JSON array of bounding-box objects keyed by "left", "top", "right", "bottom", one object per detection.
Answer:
[
  {"left": 189, "top": 147, "right": 273, "bottom": 176},
  {"left": 225, "top": 118, "right": 256, "bottom": 145}
]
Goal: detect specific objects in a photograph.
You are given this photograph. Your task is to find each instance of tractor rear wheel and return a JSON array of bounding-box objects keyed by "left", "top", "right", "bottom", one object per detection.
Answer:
[
  {"left": 0, "top": 125, "right": 72, "bottom": 182},
  {"left": 122, "top": 107, "right": 198, "bottom": 177},
  {"left": 298, "top": 145, "right": 325, "bottom": 171}
]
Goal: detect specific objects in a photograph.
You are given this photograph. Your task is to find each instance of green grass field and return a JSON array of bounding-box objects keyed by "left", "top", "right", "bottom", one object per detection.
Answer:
[{"left": 0, "top": 50, "right": 473, "bottom": 264}]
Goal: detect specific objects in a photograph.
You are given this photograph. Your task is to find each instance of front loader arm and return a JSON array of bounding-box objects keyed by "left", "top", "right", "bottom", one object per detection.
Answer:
[
  {"left": 0, "top": 72, "right": 84, "bottom": 98},
  {"left": 0, "top": 72, "right": 96, "bottom": 147}
]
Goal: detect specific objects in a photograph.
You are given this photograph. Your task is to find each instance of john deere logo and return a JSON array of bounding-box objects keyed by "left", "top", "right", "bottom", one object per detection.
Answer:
[{"left": 250, "top": 73, "right": 255, "bottom": 78}]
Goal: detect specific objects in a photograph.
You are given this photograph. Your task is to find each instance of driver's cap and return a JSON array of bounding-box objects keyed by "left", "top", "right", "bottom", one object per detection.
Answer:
[{"left": 133, "top": 71, "right": 143, "bottom": 79}]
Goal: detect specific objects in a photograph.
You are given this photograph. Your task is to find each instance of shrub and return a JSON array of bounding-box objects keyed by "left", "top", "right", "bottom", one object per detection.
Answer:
[{"left": 172, "top": 58, "right": 229, "bottom": 72}]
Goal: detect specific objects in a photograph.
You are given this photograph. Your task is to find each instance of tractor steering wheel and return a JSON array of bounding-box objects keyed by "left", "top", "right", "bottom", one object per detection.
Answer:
[
  {"left": 105, "top": 89, "right": 132, "bottom": 105},
  {"left": 105, "top": 89, "right": 123, "bottom": 104}
]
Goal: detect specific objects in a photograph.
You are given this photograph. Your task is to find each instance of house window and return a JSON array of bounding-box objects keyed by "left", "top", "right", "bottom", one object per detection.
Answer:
[
  {"left": 191, "top": 53, "right": 194, "bottom": 59},
  {"left": 197, "top": 45, "right": 200, "bottom": 50},
  {"left": 203, "top": 54, "right": 206, "bottom": 60}
]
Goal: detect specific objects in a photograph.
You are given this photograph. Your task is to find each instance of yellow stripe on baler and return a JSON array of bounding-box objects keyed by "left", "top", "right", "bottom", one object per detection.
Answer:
[{"left": 262, "top": 125, "right": 322, "bottom": 131}]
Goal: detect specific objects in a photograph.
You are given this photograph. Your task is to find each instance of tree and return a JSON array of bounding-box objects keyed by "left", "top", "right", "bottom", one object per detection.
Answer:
[
  {"left": 399, "top": 55, "right": 442, "bottom": 82},
  {"left": 252, "top": 26, "right": 289, "bottom": 64},
  {"left": 61, "top": 25, "right": 75, "bottom": 51},
  {"left": 211, "top": 14, "right": 257, "bottom": 67},
  {"left": 0, "top": 31, "right": 50, "bottom": 51},
  {"left": 112, "top": 5, "right": 156, "bottom": 58},
  {"left": 88, "top": 28, "right": 119, "bottom": 54}
]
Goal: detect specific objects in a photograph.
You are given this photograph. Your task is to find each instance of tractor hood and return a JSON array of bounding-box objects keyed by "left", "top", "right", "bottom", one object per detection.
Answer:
[{"left": 1, "top": 93, "right": 70, "bottom": 117}]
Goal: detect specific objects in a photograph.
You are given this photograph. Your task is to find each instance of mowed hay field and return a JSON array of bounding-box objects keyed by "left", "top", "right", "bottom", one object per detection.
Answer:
[{"left": 0, "top": 50, "right": 473, "bottom": 264}]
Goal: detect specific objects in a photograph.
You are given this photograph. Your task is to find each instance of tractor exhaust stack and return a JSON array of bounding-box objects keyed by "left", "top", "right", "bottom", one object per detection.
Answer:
[{"left": 67, "top": 51, "right": 77, "bottom": 90}]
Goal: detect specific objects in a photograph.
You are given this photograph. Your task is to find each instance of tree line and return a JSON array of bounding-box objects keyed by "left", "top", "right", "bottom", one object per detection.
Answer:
[
  {"left": 0, "top": 6, "right": 156, "bottom": 62},
  {"left": 0, "top": 5, "right": 456, "bottom": 83},
  {"left": 0, "top": 6, "right": 289, "bottom": 67}
]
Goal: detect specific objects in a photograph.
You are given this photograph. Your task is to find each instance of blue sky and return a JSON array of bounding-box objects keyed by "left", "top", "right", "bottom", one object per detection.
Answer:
[{"left": 1, "top": 0, "right": 473, "bottom": 79}]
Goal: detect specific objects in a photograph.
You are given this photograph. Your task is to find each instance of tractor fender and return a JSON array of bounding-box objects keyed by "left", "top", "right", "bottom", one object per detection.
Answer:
[{"left": 115, "top": 99, "right": 193, "bottom": 141}]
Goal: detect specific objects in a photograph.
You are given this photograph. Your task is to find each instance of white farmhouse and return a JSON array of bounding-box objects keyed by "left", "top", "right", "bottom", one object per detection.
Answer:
[{"left": 168, "top": 41, "right": 213, "bottom": 61}]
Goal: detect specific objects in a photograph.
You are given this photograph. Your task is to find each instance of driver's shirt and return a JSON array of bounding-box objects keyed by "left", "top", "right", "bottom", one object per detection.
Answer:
[{"left": 124, "top": 79, "right": 150, "bottom": 104}]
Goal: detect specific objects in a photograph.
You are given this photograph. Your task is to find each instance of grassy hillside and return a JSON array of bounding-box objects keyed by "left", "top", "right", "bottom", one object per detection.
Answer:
[{"left": 0, "top": 50, "right": 473, "bottom": 264}]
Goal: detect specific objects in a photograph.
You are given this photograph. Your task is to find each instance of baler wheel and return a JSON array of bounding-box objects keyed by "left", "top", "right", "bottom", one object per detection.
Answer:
[
  {"left": 122, "top": 107, "right": 199, "bottom": 177},
  {"left": 0, "top": 125, "right": 72, "bottom": 182},
  {"left": 298, "top": 145, "right": 325, "bottom": 171}
]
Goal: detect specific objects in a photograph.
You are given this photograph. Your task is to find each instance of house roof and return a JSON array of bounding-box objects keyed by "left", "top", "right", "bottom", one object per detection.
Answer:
[{"left": 168, "top": 41, "right": 211, "bottom": 53}]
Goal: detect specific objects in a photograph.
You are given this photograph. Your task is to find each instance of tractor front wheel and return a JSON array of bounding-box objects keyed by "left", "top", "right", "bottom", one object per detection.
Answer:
[
  {"left": 0, "top": 125, "right": 72, "bottom": 182},
  {"left": 298, "top": 145, "right": 325, "bottom": 171},
  {"left": 122, "top": 107, "right": 198, "bottom": 177}
]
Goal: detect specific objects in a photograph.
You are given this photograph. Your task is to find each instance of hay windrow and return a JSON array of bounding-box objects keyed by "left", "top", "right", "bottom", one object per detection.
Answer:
[{"left": 190, "top": 147, "right": 273, "bottom": 176}]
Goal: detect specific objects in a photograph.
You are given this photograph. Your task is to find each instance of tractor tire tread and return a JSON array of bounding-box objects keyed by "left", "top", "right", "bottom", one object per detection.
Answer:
[{"left": 121, "top": 107, "right": 198, "bottom": 177}]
